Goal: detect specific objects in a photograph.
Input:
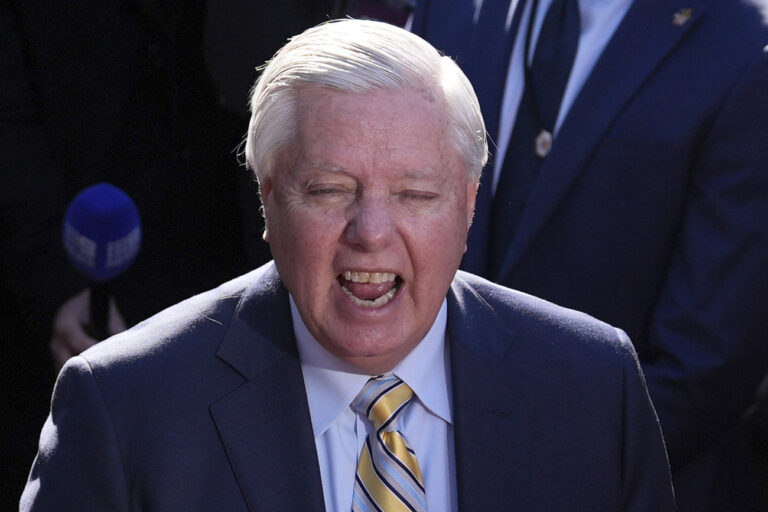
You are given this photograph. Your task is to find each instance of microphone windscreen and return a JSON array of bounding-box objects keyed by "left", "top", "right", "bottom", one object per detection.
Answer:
[{"left": 63, "top": 183, "right": 142, "bottom": 282}]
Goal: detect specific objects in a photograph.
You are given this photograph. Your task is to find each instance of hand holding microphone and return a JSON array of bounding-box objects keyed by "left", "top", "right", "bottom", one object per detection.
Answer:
[
  {"left": 50, "top": 183, "right": 141, "bottom": 369},
  {"left": 50, "top": 289, "right": 126, "bottom": 370}
]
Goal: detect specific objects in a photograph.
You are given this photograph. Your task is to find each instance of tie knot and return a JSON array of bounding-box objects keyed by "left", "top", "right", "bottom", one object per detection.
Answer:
[{"left": 353, "top": 375, "right": 415, "bottom": 431}]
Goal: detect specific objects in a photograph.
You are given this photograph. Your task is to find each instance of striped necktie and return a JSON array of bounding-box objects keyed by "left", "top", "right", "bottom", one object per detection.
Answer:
[{"left": 352, "top": 375, "right": 426, "bottom": 512}]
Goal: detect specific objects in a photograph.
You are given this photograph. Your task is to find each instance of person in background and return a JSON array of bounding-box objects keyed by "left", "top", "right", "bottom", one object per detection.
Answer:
[{"left": 411, "top": 0, "right": 768, "bottom": 510}]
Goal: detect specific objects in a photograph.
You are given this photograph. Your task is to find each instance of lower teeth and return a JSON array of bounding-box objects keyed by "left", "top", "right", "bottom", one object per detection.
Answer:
[{"left": 342, "top": 285, "right": 397, "bottom": 307}]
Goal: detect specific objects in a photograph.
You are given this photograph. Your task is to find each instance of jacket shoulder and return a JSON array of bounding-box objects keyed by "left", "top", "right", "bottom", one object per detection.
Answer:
[
  {"left": 80, "top": 262, "right": 279, "bottom": 371},
  {"left": 451, "top": 271, "right": 634, "bottom": 358}
]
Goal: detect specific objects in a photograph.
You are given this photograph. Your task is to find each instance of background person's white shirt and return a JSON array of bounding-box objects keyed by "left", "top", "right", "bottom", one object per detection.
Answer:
[{"left": 291, "top": 297, "right": 457, "bottom": 511}]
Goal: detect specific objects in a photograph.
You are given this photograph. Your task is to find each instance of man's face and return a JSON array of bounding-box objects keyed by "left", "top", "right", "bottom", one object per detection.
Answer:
[{"left": 261, "top": 87, "right": 477, "bottom": 373}]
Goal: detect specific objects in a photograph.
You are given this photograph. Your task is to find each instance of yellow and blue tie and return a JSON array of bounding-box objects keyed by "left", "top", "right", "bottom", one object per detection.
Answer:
[{"left": 352, "top": 375, "right": 426, "bottom": 512}]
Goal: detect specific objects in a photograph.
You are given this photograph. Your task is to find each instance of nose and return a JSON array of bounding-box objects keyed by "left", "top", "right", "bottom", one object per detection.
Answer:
[{"left": 343, "top": 196, "right": 396, "bottom": 252}]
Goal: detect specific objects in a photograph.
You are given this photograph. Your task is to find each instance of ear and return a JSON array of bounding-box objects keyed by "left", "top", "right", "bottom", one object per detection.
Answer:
[
  {"left": 258, "top": 176, "right": 273, "bottom": 243},
  {"left": 463, "top": 180, "right": 479, "bottom": 254},
  {"left": 466, "top": 180, "right": 479, "bottom": 229}
]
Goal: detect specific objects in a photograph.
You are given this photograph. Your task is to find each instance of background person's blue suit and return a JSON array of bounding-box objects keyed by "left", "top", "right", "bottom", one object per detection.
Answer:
[
  {"left": 412, "top": 0, "right": 768, "bottom": 509},
  {"left": 21, "top": 263, "right": 674, "bottom": 511}
]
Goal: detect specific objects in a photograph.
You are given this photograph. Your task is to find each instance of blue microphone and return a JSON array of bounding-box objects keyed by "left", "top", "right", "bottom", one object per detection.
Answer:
[{"left": 63, "top": 183, "right": 141, "bottom": 340}]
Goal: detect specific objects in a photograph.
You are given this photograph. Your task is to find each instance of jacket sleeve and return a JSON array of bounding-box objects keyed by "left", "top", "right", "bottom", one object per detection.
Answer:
[
  {"left": 20, "top": 357, "right": 130, "bottom": 512},
  {"left": 641, "top": 49, "right": 768, "bottom": 470},
  {"left": 617, "top": 329, "right": 677, "bottom": 511}
]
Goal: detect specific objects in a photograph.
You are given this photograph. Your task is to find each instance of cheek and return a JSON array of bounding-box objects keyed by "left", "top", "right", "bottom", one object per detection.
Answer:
[
  {"left": 270, "top": 203, "right": 347, "bottom": 272},
  {"left": 408, "top": 208, "right": 468, "bottom": 275}
]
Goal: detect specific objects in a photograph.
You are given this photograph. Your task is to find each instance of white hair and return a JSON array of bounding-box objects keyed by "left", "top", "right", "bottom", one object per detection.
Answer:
[{"left": 245, "top": 18, "right": 487, "bottom": 182}]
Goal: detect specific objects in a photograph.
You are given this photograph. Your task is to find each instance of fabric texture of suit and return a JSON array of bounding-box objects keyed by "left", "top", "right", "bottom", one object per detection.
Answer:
[
  {"left": 412, "top": 0, "right": 768, "bottom": 509},
  {"left": 21, "top": 262, "right": 675, "bottom": 511}
]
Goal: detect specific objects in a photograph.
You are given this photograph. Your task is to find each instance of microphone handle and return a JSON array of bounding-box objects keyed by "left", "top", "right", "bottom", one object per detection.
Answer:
[{"left": 86, "top": 281, "right": 110, "bottom": 341}]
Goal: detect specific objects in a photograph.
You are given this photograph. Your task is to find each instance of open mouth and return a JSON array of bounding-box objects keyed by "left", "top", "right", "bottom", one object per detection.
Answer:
[{"left": 338, "top": 271, "right": 402, "bottom": 307}]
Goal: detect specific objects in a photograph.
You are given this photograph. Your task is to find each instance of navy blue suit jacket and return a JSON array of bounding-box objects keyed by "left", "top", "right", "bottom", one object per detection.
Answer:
[
  {"left": 22, "top": 263, "right": 674, "bottom": 511},
  {"left": 413, "top": 0, "right": 768, "bottom": 508}
]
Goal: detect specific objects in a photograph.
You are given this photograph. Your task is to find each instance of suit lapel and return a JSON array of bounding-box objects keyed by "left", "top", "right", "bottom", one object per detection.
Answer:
[
  {"left": 447, "top": 276, "right": 535, "bottom": 509},
  {"left": 211, "top": 265, "right": 325, "bottom": 511},
  {"left": 495, "top": 0, "right": 704, "bottom": 278}
]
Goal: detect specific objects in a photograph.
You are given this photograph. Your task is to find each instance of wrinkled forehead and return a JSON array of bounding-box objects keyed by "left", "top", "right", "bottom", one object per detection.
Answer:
[{"left": 281, "top": 86, "right": 457, "bottom": 173}]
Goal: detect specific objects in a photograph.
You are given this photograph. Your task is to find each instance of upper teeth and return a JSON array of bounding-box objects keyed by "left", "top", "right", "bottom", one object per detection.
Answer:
[{"left": 343, "top": 271, "right": 396, "bottom": 283}]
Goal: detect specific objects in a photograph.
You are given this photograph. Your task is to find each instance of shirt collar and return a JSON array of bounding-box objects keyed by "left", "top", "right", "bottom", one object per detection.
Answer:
[{"left": 291, "top": 296, "right": 452, "bottom": 437}]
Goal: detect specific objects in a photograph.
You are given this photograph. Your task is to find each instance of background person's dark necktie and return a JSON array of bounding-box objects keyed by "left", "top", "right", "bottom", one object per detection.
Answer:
[{"left": 488, "top": 0, "right": 580, "bottom": 278}]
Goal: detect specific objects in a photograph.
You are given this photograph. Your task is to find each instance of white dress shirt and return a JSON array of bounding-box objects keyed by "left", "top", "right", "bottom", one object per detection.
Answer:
[
  {"left": 291, "top": 296, "right": 456, "bottom": 511},
  {"left": 492, "top": 0, "right": 634, "bottom": 192}
]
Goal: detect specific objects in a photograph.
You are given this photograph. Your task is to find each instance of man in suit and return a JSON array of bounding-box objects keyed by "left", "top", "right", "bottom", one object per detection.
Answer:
[
  {"left": 21, "top": 19, "right": 675, "bottom": 511},
  {"left": 411, "top": 0, "right": 768, "bottom": 510}
]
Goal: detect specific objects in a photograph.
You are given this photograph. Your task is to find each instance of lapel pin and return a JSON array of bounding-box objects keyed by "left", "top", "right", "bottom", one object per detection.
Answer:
[
  {"left": 672, "top": 8, "right": 692, "bottom": 26},
  {"left": 535, "top": 130, "right": 553, "bottom": 158}
]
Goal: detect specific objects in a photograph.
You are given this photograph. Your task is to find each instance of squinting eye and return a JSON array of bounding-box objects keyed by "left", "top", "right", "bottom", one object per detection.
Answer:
[
  {"left": 308, "top": 187, "right": 345, "bottom": 196},
  {"left": 401, "top": 191, "right": 437, "bottom": 201}
]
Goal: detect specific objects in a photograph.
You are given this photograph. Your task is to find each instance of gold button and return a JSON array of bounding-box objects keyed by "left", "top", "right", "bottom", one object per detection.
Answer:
[{"left": 673, "top": 8, "right": 692, "bottom": 26}]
